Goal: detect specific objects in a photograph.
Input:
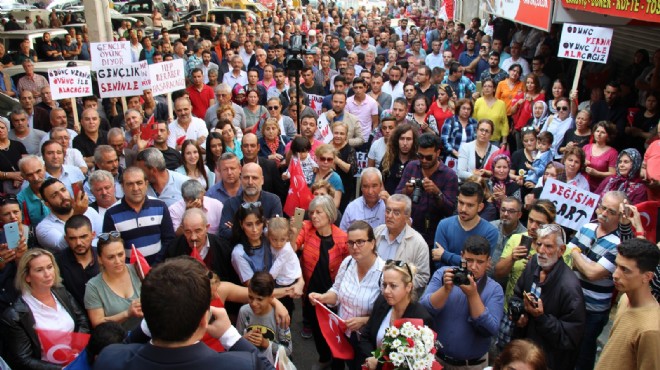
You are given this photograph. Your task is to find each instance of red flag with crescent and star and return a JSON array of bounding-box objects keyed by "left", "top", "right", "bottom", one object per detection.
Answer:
[
  {"left": 36, "top": 329, "right": 90, "bottom": 366},
  {"left": 635, "top": 201, "right": 659, "bottom": 243},
  {"left": 283, "top": 157, "right": 313, "bottom": 217},
  {"left": 314, "top": 299, "right": 354, "bottom": 360}
]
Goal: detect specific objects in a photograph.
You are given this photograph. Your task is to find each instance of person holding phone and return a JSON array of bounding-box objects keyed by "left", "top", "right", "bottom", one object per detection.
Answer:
[{"left": 0, "top": 195, "right": 30, "bottom": 314}]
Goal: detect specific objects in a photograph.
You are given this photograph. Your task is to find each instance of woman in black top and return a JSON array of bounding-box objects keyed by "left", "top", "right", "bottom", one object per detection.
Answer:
[
  {"left": 0, "top": 118, "right": 27, "bottom": 195},
  {"left": 331, "top": 121, "right": 357, "bottom": 211}
]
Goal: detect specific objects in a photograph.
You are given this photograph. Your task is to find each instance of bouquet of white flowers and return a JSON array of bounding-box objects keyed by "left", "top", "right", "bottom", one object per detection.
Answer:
[{"left": 371, "top": 321, "right": 441, "bottom": 370}]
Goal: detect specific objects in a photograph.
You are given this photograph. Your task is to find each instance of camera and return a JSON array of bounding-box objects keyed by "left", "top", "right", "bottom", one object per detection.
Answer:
[
  {"left": 451, "top": 260, "right": 473, "bottom": 285},
  {"left": 409, "top": 177, "right": 424, "bottom": 204},
  {"left": 508, "top": 297, "right": 524, "bottom": 323}
]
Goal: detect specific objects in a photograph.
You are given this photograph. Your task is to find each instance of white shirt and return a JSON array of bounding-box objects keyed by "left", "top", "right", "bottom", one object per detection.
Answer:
[
  {"left": 36, "top": 207, "right": 102, "bottom": 250},
  {"left": 145, "top": 170, "right": 190, "bottom": 207},
  {"left": 222, "top": 70, "right": 248, "bottom": 89},
  {"left": 501, "top": 56, "right": 531, "bottom": 77},
  {"left": 63, "top": 148, "right": 87, "bottom": 170},
  {"left": 328, "top": 255, "right": 385, "bottom": 334},
  {"left": 381, "top": 81, "right": 404, "bottom": 108},
  {"left": 45, "top": 165, "right": 86, "bottom": 197},
  {"left": 270, "top": 243, "right": 302, "bottom": 286},
  {"left": 425, "top": 52, "right": 445, "bottom": 70},
  {"left": 367, "top": 137, "right": 387, "bottom": 168},
  {"left": 39, "top": 128, "right": 77, "bottom": 149},
  {"left": 167, "top": 117, "right": 209, "bottom": 149},
  {"left": 22, "top": 292, "right": 75, "bottom": 338}
]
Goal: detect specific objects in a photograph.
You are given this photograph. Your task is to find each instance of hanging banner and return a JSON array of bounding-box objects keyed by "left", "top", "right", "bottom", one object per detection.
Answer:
[
  {"left": 90, "top": 41, "right": 132, "bottom": 70},
  {"left": 48, "top": 66, "right": 93, "bottom": 100},
  {"left": 560, "top": 0, "right": 660, "bottom": 24},
  {"left": 97, "top": 61, "right": 149, "bottom": 98},
  {"left": 539, "top": 178, "right": 600, "bottom": 231},
  {"left": 557, "top": 23, "right": 613, "bottom": 64},
  {"left": 148, "top": 59, "right": 186, "bottom": 96},
  {"left": 484, "top": 0, "right": 552, "bottom": 31}
]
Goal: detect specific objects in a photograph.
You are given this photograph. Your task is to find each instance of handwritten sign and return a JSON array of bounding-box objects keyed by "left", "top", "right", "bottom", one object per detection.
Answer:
[
  {"left": 48, "top": 66, "right": 92, "bottom": 100},
  {"left": 557, "top": 23, "right": 613, "bottom": 64},
  {"left": 539, "top": 178, "right": 600, "bottom": 231},
  {"left": 308, "top": 94, "right": 324, "bottom": 116},
  {"left": 354, "top": 151, "right": 368, "bottom": 177},
  {"left": 315, "top": 114, "right": 333, "bottom": 144},
  {"left": 90, "top": 41, "right": 132, "bottom": 70},
  {"left": 148, "top": 59, "right": 186, "bottom": 96},
  {"left": 138, "top": 60, "right": 151, "bottom": 90},
  {"left": 97, "top": 62, "right": 149, "bottom": 98}
]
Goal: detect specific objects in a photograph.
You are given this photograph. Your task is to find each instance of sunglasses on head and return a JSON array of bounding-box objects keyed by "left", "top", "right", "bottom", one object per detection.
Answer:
[
  {"left": 0, "top": 194, "right": 18, "bottom": 205},
  {"left": 386, "top": 259, "right": 413, "bottom": 278},
  {"left": 98, "top": 231, "right": 121, "bottom": 241}
]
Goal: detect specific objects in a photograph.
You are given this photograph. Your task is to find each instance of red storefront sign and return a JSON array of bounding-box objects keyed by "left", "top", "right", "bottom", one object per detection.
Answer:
[
  {"left": 486, "top": 0, "right": 553, "bottom": 31},
  {"left": 561, "top": 0, "right": 660, "bottom": 23}
]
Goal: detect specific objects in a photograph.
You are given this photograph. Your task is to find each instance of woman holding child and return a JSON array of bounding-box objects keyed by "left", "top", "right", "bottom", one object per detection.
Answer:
[{"left": 309, "top": 221, "right": 385, "bottom": 370}]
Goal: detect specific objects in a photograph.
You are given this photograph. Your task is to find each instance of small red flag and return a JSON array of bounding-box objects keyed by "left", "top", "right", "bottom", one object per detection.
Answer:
[
  {"left": 314, "top": 300, "right": 354, "bottom": 360},
  {"left": 21, "top": 200, "right": 31, "bottom": 226},
  {"left": 130, "top": 244, "right": 151, "bottom": 280},
  {"left": 190, "top": 243, "right": 204, "bottom": 263},
  {"left": 36, "top": 329, "right": 90, "bottom": 366},
  {"left": 283, "top": 157, "right": 314, "bottom": 217},
  {"left": 636, "top": 201, "right": 660, "bottom": 243}
]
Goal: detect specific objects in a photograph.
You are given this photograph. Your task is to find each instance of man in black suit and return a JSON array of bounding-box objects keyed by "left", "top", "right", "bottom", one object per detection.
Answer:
[
  {"left": 240, "top": 133, "right": 288, "bottom": 204},
  {"left": 93, "top": 257, "right": 274, "bottom": 370}
]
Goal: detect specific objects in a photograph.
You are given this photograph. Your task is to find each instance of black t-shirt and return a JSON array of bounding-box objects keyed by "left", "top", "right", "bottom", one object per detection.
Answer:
[
  {"left": 307, "top": 232, "right": 334, "bottom": 293},
  {"left": 55, "top": 248, "right": 100, "bottom": 308},
  {"left": 301, "top": 82, "right": 326, "bottom": 96},
  {"left": 0, "top": 54, "right": 12, "bottom": 65},
  {"left": 329, "top": 49, "right": 348, "bottom": 65},
  {"left": 511, "top": 149, "right": 532, "bottom": 177},
  {"left": 160, "top": 147, "right": 182, "bottom": 171},
  {"left": 382, "top": 157, "right": 409, "bottom": 196},
  {"left": 0, "top": 141, "right": 27, "bottom": 172},
  {"left": 73, "top": 130, "right": 109, "bottom": 157},
  {"left": 560, "top": 131, "right": 590, "bottom": 151}
]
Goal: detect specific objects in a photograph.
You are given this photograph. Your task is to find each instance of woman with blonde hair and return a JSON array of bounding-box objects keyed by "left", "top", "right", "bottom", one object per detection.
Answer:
[
  {"left": 258, "top": 117, "right": 287, "bottom": 168},
  {"left": 312, "top": 144, "right": 344, "bottom": 209},
  {"left": 2, "top": 248, "right": 90, "bottom": 369}
]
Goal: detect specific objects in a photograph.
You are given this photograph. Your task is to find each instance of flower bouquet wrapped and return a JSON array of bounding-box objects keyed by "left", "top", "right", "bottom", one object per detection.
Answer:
[{"left": 371, "top": 320, "right": 442, "bottom": 370}]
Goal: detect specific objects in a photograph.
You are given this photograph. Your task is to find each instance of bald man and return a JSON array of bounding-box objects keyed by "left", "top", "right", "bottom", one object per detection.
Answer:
[
  {"left": 216, "top": 162, "right": 283, "bottom": 239},
  {"left": 240, "top": 133, "right": 287, "bottom": 203}
]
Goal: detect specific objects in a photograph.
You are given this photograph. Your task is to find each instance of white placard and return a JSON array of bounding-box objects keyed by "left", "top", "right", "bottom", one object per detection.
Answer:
[
  {"left": 539, "top": 178, "right": 600, "bottom": 231},
  {"left": 315, "top": 114, "right": 333, "bottom": 144},
  {"left": 90, "top": 41, "right": 132, "bottom": 70},
  {"left": 48, "top": 66, "right": 93, "bottom": 100},
  {"left": 148, "top": 59, "right": 186, "bottom": 96},
  {"left": 308, "top": 94, "right": 324, "bottom": 116},
  {"left": 138, "top": 60, "right": 151, "bottom": 90},
  {"left": 97, "top": 62, "right": 148, "bottom": 98},
  {"left": 557, "top": 23, "right": 613, "bottom": 64}
]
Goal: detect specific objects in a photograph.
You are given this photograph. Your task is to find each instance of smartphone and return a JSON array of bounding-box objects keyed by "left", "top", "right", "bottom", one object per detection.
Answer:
[
  {"left": 72, "top": 182, "right": 82, "bottom": 199},
  {"left": 520, "top": 235, "right": 533, "bottom": 254},
  {"left": 3, "top": 222, "right": 20, "bottom": 250},
  {"left": 293, "top": 207, "right": 305, "bottom": 230},
  {"left": 525, "top": 292, "right": 539, "bottom": 308}
]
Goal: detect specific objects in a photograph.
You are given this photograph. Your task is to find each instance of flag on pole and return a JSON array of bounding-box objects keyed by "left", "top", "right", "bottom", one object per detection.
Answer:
[
  {"left": 130, "top": 244, "right": 151, "bottom": 280},
  {"left": 21, "top": 200, "right": 31, "bottom": 226},
  {"left": 313, "top": 299, "right": 354, "bottom": 360},
  {"left": 635, "top": 201, "right": 660, "bottom": 242},
  {"left": 283, "top": 157, "right": 313, "bottom": 217},
  {"left": 36, "top": 329, "right": 90, "bottom": 366}
]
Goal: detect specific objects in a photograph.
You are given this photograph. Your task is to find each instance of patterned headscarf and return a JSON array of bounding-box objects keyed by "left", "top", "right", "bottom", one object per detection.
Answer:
[{"left": 615, "top": 148, "right": 642, "bottom": 179}]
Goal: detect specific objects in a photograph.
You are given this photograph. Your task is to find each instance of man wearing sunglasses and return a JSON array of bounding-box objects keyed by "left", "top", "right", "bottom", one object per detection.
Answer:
[{"left": 567, "top": 190, "right": 626, "bottom": 370}]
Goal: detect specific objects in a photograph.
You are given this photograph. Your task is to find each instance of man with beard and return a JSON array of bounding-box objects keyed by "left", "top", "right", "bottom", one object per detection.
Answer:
[
  {"left": 321, "top": 91, "right": 364, "bottom": 148},
  {"left": 152, "top": 122, "right": 182, "bottom": 171},
  {"left": 17, "top": 155, "right": 50, "bottom": 226},
  {"left": 431, "top": 180, "right": 498, "bottom": 268},
  {"left": 103, "top": 166, "right": 175, "bottom": 264},
  {"left": 240, "top": 133, "right": 287, "bottom": 203},
  {"left": 375, "top": 32, "right": 389, "bottom": 57},
  {"left": 284, "top": 114, "right": 323, "bottom": 161},
  {"left": 36, "top": 178, "right": 102, "bottom": 251},
  {"left": 489, "top": 197, "right": 526, "bottom": 276},
  {"left": 381, "top": 66, "right": 404, "bottom": 107},
  {"left": 397, "top": 133, "right": 460, "bottom": 252},
  {"left": 56, "top": 215, "right": 100, "bottom": 308},
  {"left": 217, "top": 163, "right": 282, "bottom": 240},
  {"left": 512, "top": 223, "right": 586, "bottom": 370},
  {"left": 568, "top": 191, "right": 625, "bottom": 370},
  {"left": 479, "top": 51, "right": 508, "bottom": 87},
  {"left": 88, "top": 170, "right": 118, "bottom": 219},
  {"left": 168, "top": 97, "right": 208, "bottom": 151}
]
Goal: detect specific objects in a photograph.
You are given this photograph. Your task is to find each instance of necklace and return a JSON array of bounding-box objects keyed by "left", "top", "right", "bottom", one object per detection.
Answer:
[{"left": 0, "top": 141, "right": 9, "bottom": 151}]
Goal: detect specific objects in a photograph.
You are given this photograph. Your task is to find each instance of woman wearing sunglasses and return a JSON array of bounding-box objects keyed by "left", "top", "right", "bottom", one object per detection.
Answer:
[
  {"left": 358, "top": 259, "right": 432, "bottom": 370},
  {"left": 84, "top": 232, "right": 142, "bottom": 330},
  {"left": 312, "top": 144, "right": 344, "bottom": 209},
  {"left": 309, "top": 221, "right": 385, "bottom": 370},
  {"left": 291, "top": 195, "right": 349, "bottom": 369},
  {"left": 541, "top": 96, "right": 574, "bottom": 159},
  {"left": 258, "top": 97, "right": 296, "bottom": 140}
]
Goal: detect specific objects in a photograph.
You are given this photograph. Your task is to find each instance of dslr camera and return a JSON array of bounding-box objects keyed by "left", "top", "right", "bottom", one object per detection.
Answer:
[
  {"left": 451, "top": 260, "right": 473, "bottom": 285},
  {"left": 508, "top": 297, "right": 524, "bottom": 323},
  {"left": 409, "top": 177, "right": 424, "bottom": 204}
]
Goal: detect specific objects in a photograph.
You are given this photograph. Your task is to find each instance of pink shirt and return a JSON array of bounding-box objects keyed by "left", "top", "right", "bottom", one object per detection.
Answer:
[
  {"left": 169, "top": 196, "right": 224, "bottom": 234},
  {"left": 584, "top": 144, "right": 618, "bottom": 192},
  {"left": 346, "top": 95, "right": 379, "bottom": 141}
]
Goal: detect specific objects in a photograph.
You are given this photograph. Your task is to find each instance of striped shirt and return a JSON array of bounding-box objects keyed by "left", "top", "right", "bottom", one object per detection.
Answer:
[
  {"left": 102, "top": 198, "right": 176, "bottom": 264},
  {"left": 328, "top": 255, "right": 384, "bottom": 335},
  {"left": 568, "top": 222, "right": 620, "bottom": 312}
]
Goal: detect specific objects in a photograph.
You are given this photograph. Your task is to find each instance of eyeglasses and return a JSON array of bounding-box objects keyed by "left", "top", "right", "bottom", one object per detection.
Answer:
[
  {"left": 500, "top": 208, "right": 520, "bottom": 214},
  {"left": 241, "top": 201, "right": 262, "bottom": 209},
  {"left": 98, "top": 231, "right": 121, "bottom": 241},
  {"left": 267, "top": 106, "right": 280, "bottom": 110},
  {"left": 556, "top": 106, "right": 569, "bottom": 111},
  {"left": 319, "top": 156, "right": 334, "bottom": 162},
  {"left": 385, "top": 207, "right": 403, "bottom": 217},
  {"left": 347, "top": 239, "right": 370, "bottom": 248},
  {"left": 386, "top": 259, "right": 413, "bottom": 278},
  {"left": 416, "top": 152, "right": 435, "bottom": 161},
  {"left": 598, "top": 203, "right": 619, "bottom": 216},
  {"left": 537, "top": 223, "right": 566, "bottom": 245}
]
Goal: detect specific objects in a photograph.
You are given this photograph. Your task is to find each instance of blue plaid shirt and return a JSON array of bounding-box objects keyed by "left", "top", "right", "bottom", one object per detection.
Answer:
[
  {"left": 440, "top": 116, "right": 478, "bottom": 157},
  {"left": 441, "top": 75, "right": 476, "bottom": 99}
]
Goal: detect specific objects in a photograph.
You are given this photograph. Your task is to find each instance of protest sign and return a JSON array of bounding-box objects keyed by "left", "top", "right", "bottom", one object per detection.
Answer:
[
  {"left": 48, "top": 66, "right": 92, "bottom": 100},
  {"left": 97, "top": 61, "right": 149, "bottom": 98},
  {"left": 539, "top": 178, "right": 600, "bottom": 231},
  {"left": 315, "top": 114, "right": 333, "bottom": 144},
  {"left": 149, "top": 59, "right": 186, "bottom": 96},
  {"left": 308, "top": 94, "right": 324, "bottom": 116},
  {"left": 557, "top": 24, "right": 613, "bottom": 64},
  {"left": 90, "top": 41, "right": 132, "bottom": 70},
  {"left": 138, "top": 60, "right": 151, "bottom": 90},
  {"left": 354, "top": 151, "right": 368, "bottom": 177}
]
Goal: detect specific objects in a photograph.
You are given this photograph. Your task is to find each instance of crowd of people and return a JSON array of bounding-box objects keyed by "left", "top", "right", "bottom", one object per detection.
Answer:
[{"left": 0, "top": 0, "right": 659, "bottom": 369}]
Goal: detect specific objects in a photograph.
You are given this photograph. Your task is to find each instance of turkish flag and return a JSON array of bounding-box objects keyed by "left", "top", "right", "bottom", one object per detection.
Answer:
[
  {"left": 21, "top": 200, "right": 31, "bottom": 226},
  {"left": 202, "top": 298, "right": 226, "bottom": 352},
  {"left": 636, "top": 201, "right": 660, "bottom": 243},
  {"left": 283, "top": 157, "right": 313, "bottom": 217},
  {"left": 314, "top": 300, "right": 354, "bottom": 360},
  {"left": 130, "top": 244, "right": 151, "bottom": 280},
  {"left": 36, "top": 329, "right": 90, "bottom": 366},
  {"left": 190, "top": 244, "right": 204, "bottom": 263}
]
